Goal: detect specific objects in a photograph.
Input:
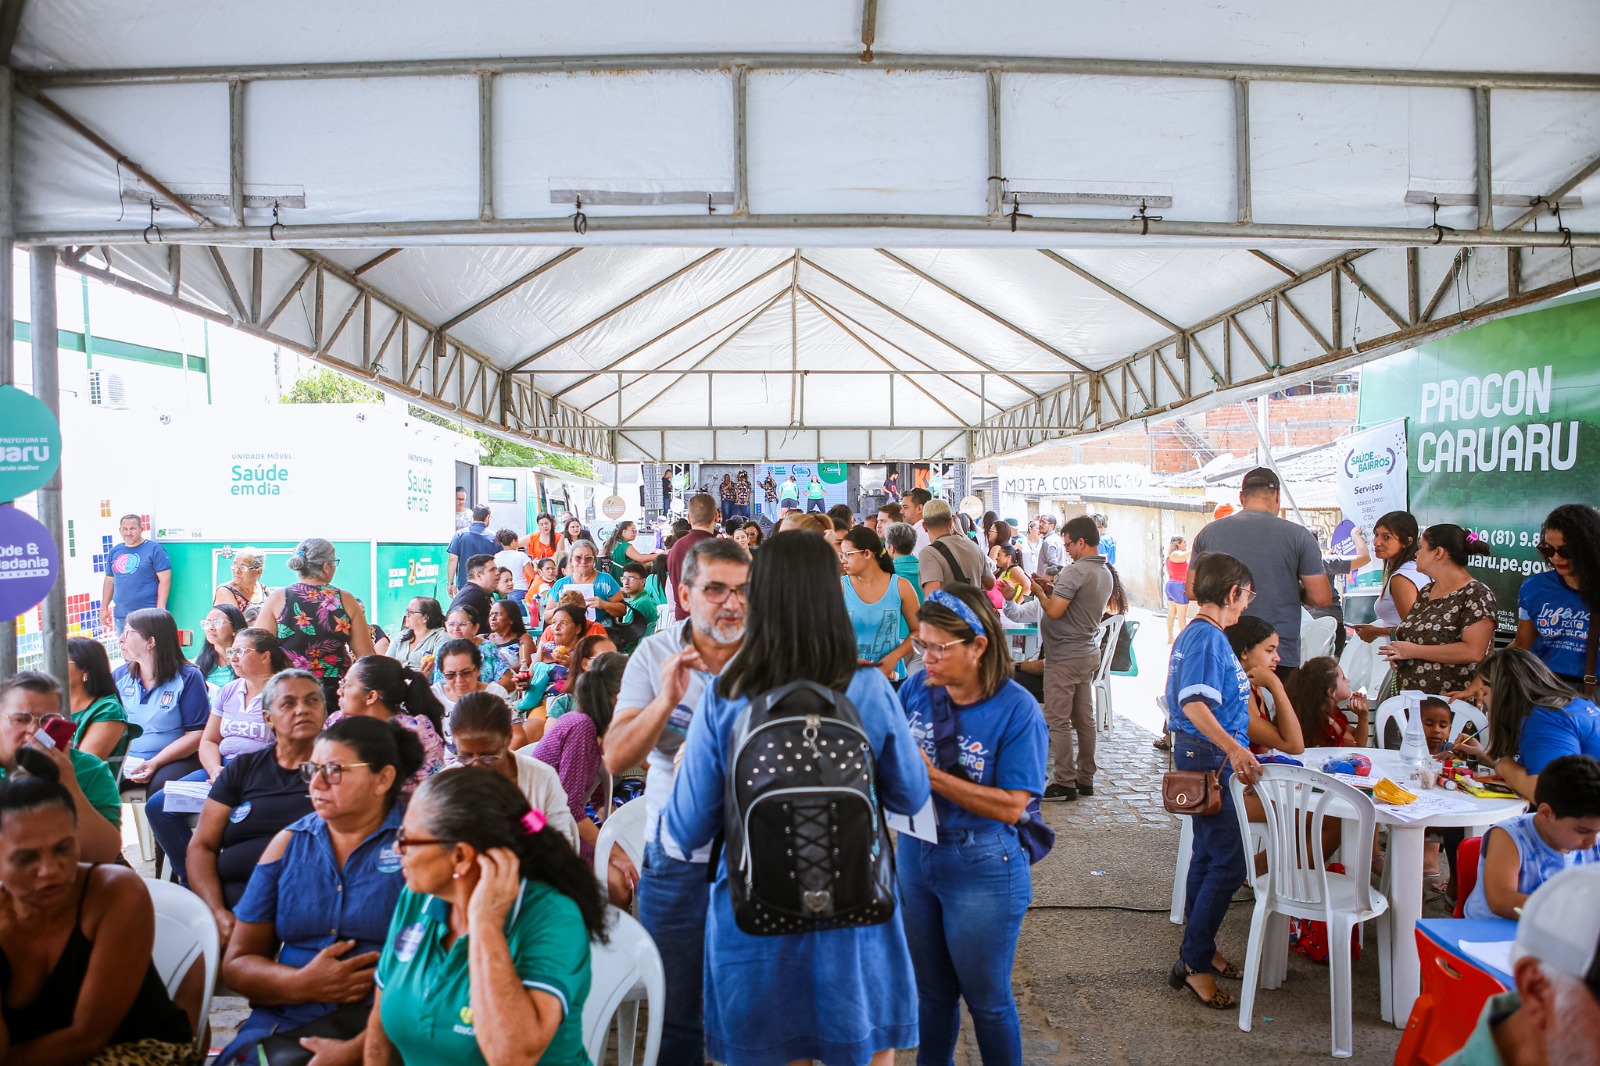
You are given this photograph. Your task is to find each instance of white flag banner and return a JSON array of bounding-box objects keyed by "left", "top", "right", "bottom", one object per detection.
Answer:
[{"left": 1334, "top": 421, "right": 1409, "bottom": 535}]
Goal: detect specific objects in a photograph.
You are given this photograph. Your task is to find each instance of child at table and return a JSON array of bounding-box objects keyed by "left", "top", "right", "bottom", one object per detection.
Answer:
[
  {"left": 1421, "top": 696, "right": 1454, "bottom": 885},
  {"left": 1284, "top": 656, "right": 1371, "bottom": 748},
  {"left": 1463, "top": 753, "right": 1600, "bottom": 919}
]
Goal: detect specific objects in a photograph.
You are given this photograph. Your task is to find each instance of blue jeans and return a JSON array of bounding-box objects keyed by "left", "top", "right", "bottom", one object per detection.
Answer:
[
  {"left": 637, "top": 831, "right": 709, "bottom": 1066},
  {"left": 1173, "top": 733, "right": 1247, "bottom": 973},
  {"left": 898, "top": 825, "right": 1031, "bottom": 1066},
  {"left": 145, "top": 766, "right": 210, "bottom": 884}
]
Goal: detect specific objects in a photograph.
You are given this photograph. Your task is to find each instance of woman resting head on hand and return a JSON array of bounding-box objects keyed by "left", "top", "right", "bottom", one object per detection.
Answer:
[{"left": 366, "top": 767, "right": 609, "bottom": 1066}]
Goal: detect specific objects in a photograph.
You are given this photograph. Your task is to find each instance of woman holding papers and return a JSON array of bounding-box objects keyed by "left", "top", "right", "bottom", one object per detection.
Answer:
[{"left": 896, "top": 586, "right": 1048, "bottom": 1064}]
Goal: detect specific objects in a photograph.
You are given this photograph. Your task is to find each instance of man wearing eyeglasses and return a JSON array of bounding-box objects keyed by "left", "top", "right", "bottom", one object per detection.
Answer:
[
  {"left": 0, "top": 673, "right": 124, "bottom": 863},
  {"left": 606, "top": 537, "right": 750, "bottom": 1066},
  {"left": 1443, "top": 865, "right": 1600, "bottom": 1066},
  {"left": 1035, "top": 515, "right": 1114, "bottom": 801}
]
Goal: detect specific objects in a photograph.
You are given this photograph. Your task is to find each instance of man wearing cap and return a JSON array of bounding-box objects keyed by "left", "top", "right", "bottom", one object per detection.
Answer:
[
  {"left": 1443, "top": 865, "right": 1600, "bottom": 1065},
  {"left": 916, "top": 500, "right": 995, "bottom": 595},
  {"left": 1190, "top": 467, "right": 1332, "bottom": 676}
]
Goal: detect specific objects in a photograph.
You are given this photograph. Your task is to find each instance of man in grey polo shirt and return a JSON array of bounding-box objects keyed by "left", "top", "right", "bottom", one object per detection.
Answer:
[
  {"left": 1037, "top": 515, "right": 1113, "bottom": 799},
  {"left": 1191, "top": 467, "right": 1332, "bottom": 675},
  {"left": 1034, "top": 513, "right": 1065, "bottom": 577},
  {"left": 605, "top": 537, "right": 749, "bottom": 1066}
]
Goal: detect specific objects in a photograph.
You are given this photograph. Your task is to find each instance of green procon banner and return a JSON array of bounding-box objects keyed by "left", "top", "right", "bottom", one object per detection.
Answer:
[{"left": 1359, "top": 290, "right": 1600, "bottom": 634}]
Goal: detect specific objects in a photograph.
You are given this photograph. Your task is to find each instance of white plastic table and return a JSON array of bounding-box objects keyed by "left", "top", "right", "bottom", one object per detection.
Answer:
[{"left": 1298, "top": 747, "right": 1527, "bottom": 1027}]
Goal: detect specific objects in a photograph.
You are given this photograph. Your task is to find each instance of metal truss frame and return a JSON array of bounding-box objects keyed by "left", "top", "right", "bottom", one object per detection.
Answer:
[{"left": 13, "top": 45, "right": 1600, "bottom": 461}]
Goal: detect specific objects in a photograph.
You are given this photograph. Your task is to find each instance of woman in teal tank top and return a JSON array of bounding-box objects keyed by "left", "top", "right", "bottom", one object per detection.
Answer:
[{"left": 839, "top": 525, "right": 920, "bottom": 682}]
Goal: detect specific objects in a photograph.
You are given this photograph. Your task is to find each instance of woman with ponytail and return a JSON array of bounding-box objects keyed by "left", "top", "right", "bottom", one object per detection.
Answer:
[
  {"left": 330, "top": 655, "right": 448, "bottom": 786},
  {"left": 367, "top": 767, "right": 606, "bottom": 1066},
  {"left": 1381, "top": 523, "right": 1498, "bottom": 693},
  {"left": 840, "top": 523, "right": 919, "bottom": 683},
  {"left": 216, "top": 716, "right": 423, "bottom": 1064}
]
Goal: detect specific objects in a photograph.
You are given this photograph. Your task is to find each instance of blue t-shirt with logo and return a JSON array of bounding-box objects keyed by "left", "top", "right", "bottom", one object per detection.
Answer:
[
  {"left": 107, "top": 540, "right": 171, "bottom": 619},
  {"left": 900, "top": 671, "right": 1048, "bottom": 833},
  {"left": 113, "top": 662, "right": 210, "bottom": 759},
  {"left": 1517, "top": 569, "right": 1591, "bottom": 680},
  {"left": 1165, "top": 618, "right": 1252, "bottom": 746},
  {"left": 1517, "top": 699, "right": 1600, "bottom": 775}
]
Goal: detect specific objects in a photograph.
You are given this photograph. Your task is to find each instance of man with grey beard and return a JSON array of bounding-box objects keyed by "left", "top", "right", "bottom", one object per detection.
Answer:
[
  {"left": 1444, "top": 865, "right": 1600, "bottom": 1066},
  {"left": 606, "top": 537, "right": 750, "bottom": 1066}
]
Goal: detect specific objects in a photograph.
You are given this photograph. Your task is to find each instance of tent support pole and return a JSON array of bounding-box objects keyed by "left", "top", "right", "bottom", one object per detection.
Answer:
[
  {"left": 986, "top": 70, "right": 1003, "bottom": 218},
  {"left": 733, "top": 67, "right": 749, "bottom": 215},
  {"left": 1474, "top": 86, "right": 1493, "bottom": 230},
  {"left": 479, "top": 72, "right": 495, "bottom": 222},
  {"left": 0, "top": 64, "right": 15, "bottom": 679},
  {"left": 1234, "top": 78, "right": 1252, "bottom": 224},
  {"left": 228, "top": 79, "right": 245, "bottom": 226},
  {"left": 29, "top": 246, "right": 68, "bottom": 694}
]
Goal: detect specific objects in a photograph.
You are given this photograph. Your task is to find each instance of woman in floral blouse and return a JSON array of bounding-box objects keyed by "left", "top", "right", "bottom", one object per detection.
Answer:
[
  {"left": 255, "top": 537, "right": 374, "bottom": 708},
  {"left": 1381, "top": 523, "right": 1497, "bottom": 693}
]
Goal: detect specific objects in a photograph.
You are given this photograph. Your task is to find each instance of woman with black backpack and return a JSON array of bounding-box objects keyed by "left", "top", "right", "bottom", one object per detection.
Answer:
[
  {"left": 663, "top": 530, "right": 931, "bottom": 1066},
  {"left": 897, "top": 585, "right": 1049, "bottom": 1064}
]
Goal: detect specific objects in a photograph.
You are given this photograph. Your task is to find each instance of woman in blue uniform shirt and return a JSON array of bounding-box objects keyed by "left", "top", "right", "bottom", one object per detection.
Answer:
[
  {"left": 113, "top": 608, "right": 210, "bottom": 792},
  {"left": 898, "top": 586, "right": 1048, "bottom": 1065},
  {"left": 665, "top": 530, "right": 931, "bottom": 1066}
]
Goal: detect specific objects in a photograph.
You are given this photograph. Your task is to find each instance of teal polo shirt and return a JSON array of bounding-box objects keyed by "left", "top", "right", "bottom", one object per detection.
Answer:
[
  {"left": 0, "top": 748, "right": 120, "bottom": 829},
  {"left": 375, "top": 880, "right": 592, "bottom": 1066}
]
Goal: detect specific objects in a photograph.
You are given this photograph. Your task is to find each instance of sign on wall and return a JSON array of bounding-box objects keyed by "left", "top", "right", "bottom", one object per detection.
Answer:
[
  {"left": 0, "top": 386, "right": 62, "bottom": 500},
  {"left": 997, "top": 463, "right": 1149, "bottom": 497},
  {"left": 0, "top": 505, "right": 59, "bottom": 619},
  {"left": 1359, "top": 291, "right": 1600, "bottom": 632}
]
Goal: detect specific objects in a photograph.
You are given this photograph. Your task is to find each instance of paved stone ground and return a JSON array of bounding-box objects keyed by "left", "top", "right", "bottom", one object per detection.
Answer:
[{"left": 130, "top": 607, "right": 1446, "bottom": 1064}]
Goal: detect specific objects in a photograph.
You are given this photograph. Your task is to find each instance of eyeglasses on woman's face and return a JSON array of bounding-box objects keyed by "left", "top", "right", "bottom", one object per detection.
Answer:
[
  {"left": 910, "top": 636, "right": 969, "bottom": 660},
  {"left": 454, "top": 750, "right": 505, "bottom": 768},
  {"left": 439, "top": 667, "right": 477, "bottom": 682},
  {"left": 299, "top": 760, "right": 371, "bottom": 785},
  {"left": 395, "top": 829, "right": 453, "bottom": 853},
  {"left": 1537, "top": 540, "right": 1572, "bottom": 560},
  {"left": 838, "top": 548, "right": 871, "bottom": 561}
]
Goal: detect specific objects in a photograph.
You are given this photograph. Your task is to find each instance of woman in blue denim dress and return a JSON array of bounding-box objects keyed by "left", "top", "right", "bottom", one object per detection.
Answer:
[
  {"left": 665, "top": 531, "right": 931, "bottom": 1066},
  {"left": 1164, "top": 551, "right": 1263, "bottom": 1010}
]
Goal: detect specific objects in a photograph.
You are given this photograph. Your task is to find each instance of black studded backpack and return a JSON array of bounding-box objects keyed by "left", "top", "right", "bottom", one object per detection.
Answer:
[{"left": 715, "top": 678, "right": 897, "bottom": 936}]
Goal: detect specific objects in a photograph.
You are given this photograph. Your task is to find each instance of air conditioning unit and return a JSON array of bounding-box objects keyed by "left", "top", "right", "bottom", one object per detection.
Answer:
[{"left": 89, "top": 369, "right": 129, "bottom": 409}]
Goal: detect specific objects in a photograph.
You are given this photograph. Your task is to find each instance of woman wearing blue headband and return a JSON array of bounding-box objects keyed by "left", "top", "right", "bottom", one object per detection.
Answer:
[{"left": 897, "top": 585, "right": 1049, "bottom": 1063}]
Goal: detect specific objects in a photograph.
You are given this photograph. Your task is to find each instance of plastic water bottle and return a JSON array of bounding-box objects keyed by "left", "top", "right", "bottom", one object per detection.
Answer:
[{"left": 1397, "top": 697, "right": 1430, "bottom": 784}]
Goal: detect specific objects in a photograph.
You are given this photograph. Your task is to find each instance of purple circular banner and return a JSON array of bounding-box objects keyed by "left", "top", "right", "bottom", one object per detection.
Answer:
[{"left": 0, "top": 505, "right": 59, "bottom": 619}]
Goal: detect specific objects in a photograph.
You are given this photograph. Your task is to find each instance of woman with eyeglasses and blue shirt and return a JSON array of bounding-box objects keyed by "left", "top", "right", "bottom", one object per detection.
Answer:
[
  {"left": 1510, "top": 504, "right": 1600, "bottom": 689},
  {"left": 214, "top": 715, "right": 423, "bottom": 1064},
  {"left": 186, "top": 670, "right": 326, "bottom": 950},
  {"left": 897, "top": 585, "right": 1048, "bottom": 1065},
  {"left": 1164, "top": 551, "right": 1263, "bottom": 1012}
]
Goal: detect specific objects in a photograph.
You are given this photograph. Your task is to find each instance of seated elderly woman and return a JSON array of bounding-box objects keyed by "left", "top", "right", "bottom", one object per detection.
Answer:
[
  {"left": 448, "top": 692, "right": 578, "bottom": 850},
  {"left": 188, "top": 669, "right": 325, "bottom": 947},
  {"left": 216, "top": 716, "right": 423, "bottom": 1065},
  {"left": 0, "top": 748, "right": 196, "bottom": 1064},
  {"left": 434, "top": 607, "right": 515, "bottom": 691}
]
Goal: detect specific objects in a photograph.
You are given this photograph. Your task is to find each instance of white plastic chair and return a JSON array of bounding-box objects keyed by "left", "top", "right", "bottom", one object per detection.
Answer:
[
  {"left": 145, "top": 878, "right": 219, "bottom": 1059},
  {"left": 594, "top": 798, "right": 649, "bottom": 906},
  {"left": 1229, "top": 765, "right": 1391, "bottom": 1059},
  {"left": 583, "top": 907, "right": 665, "bottom": 1066},
  {"left": 1169, "top": 808, "right": 1268, "bottom": 924},
  {"left": 1090, "top": 615, "right": 1125, "bottom": 732},
  {"left": 1373, "top": 691, "right": 1487, "bottom": 750},
  {"left": 122, "top": 784, "right": 155, "bottom": 863},
  {"left": 1301, "top": 615, "right": 1338, "bottom": 662}
]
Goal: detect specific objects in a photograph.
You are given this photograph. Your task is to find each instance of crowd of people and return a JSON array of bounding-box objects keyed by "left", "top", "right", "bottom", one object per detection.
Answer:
[{"left": 3, "top": 475, "right": 1599, "bottom": 1065}]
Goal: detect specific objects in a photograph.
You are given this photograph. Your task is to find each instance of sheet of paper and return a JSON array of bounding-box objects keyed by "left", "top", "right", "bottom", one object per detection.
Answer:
[
  {"left": 568, "top": 582, "right": 596, "bottom": 621},
  {"left": 1459, "top": 939, "right": 1515, "bottom": 978},
  {"left": 162, "top": 780, "right": 213, "bottom": 813},
  {"left": 887, "top": 797, "right": 938, "bottom": 843},
  {"left": 1371, "top": 787, "right": 1481, "bottom": 823}
]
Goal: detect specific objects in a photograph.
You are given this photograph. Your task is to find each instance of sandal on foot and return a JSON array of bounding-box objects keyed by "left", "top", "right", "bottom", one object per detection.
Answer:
[
  {"left": 1211, "top": 959, "right": 1245, "bottom": 980},
  {"left": 1169, "top": 961, "right": 1237, "bottom": 1009}
]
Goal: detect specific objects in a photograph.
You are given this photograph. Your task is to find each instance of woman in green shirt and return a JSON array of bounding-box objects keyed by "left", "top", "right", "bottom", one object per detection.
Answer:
[
  {"left": 369, "top": 767, "right": 608, "bottom": 1066},
  {"left": 66, "top": 636, "right": 133, "bottom": 765}
]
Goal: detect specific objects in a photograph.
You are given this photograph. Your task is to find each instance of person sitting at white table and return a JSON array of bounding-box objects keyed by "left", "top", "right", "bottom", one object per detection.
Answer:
[
  {"left": 1451, "top": 648, "right": 1600, "bottom": 804},
  {"left": 1462, "top": 753, "right": 1600, "bottom": 920},
  {"left": 1443, "top": 865, "right": 1600, "bottom": 1066}
]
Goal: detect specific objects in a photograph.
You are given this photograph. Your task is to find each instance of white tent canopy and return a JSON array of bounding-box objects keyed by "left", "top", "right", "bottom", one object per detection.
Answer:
[{"left": 9, "top": 1, "right": 1600, "bottom": 461}]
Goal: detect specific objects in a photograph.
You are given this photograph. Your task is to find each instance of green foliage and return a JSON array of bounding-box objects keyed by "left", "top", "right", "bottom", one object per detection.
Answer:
[
  {"left": 281, "top": 368, "right": 384, "bottom": 404},
  {"left": 405, "top": 405, "right": 594, "bottom": 478}
]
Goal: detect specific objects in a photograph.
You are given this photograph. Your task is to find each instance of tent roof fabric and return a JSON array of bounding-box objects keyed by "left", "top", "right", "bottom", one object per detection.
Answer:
[{"left": 11, "top": 2, "right": 1600, "bottom": 461}]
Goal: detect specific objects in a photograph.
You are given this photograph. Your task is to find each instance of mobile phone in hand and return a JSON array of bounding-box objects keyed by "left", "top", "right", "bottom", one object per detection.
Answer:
[{"left": 37, "top": 717, "right": 76, "bottom": 750}]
